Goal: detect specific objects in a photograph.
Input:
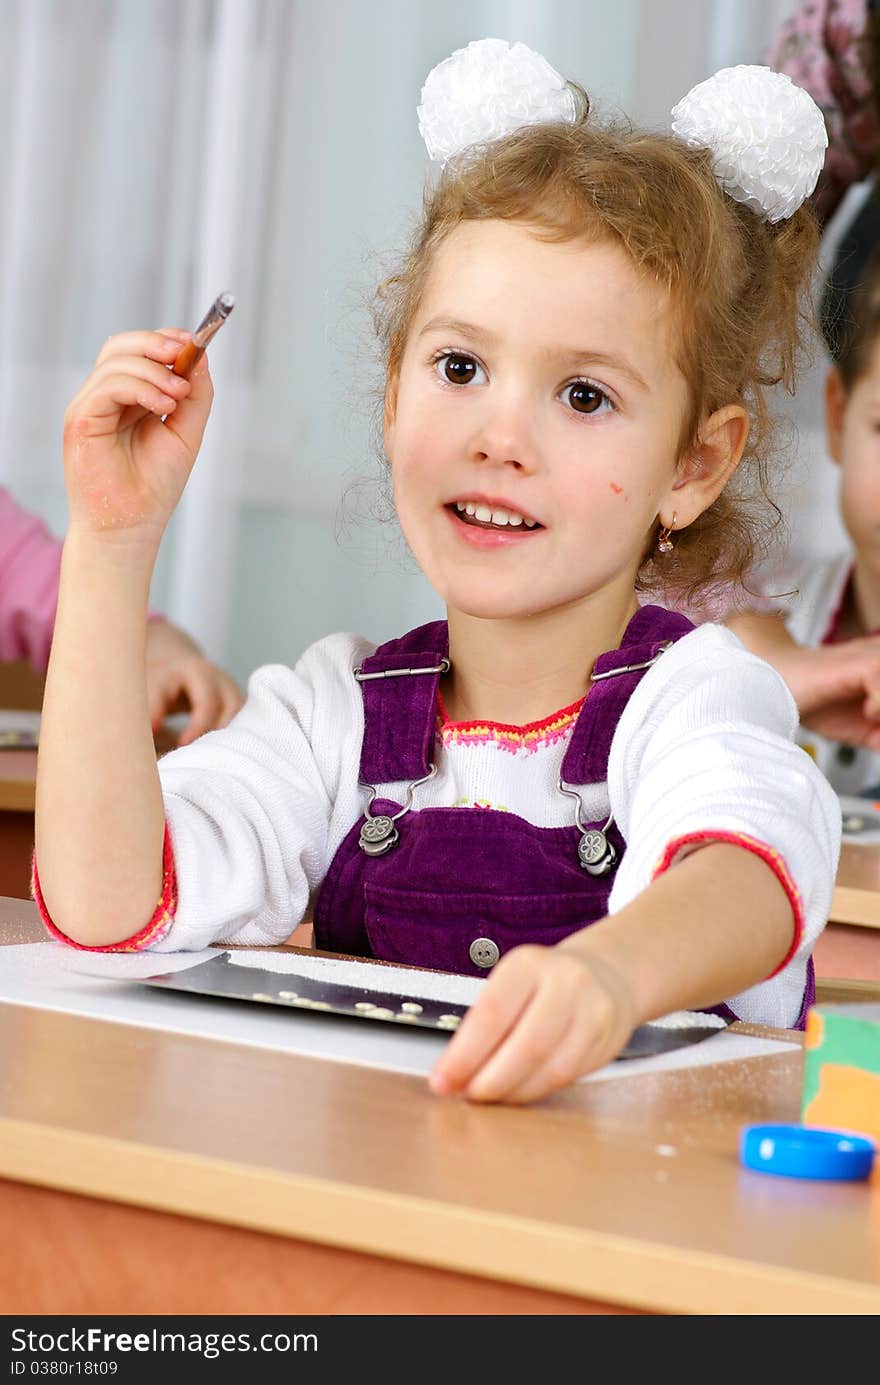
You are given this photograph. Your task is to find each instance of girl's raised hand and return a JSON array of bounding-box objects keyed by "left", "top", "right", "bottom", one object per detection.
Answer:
[
  {"left": 62, "top": 329, "right": 213, "bottom": 545},
  {"left": 429, "top": 944, "right": 637, "bottom": 1104}
]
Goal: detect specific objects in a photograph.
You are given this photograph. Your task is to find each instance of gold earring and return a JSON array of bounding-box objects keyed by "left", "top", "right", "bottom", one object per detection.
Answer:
[{"left": 657, "top": 512, "right": 676, "bottom": 554}]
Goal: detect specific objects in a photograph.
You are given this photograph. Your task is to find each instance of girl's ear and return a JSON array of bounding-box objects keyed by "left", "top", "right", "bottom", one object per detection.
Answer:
[
  {"left": 824, "top": 366, "right": 846, "bottom": 464},
  {"left": 661, "top": 404, "right": 749, "bottom": 529}
]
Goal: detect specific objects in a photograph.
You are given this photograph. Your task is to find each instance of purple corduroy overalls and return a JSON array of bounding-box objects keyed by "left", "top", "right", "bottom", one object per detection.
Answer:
[
  {"left": 315, "top": 605, "right": 684, "bottom": 968},
  {"left": 312, "top": 603, "right": 814, "bottom": 1026}
]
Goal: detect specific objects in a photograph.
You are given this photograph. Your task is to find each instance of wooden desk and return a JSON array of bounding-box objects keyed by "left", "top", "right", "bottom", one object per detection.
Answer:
[
  {"left": 0, "top": 748, "right": 37, "bottom": 899},
  {"left": 0, "top": 747, "right": 36, "bottom": 813},
  {"left": 831, "top": 843, "right": 880, "bottom": 930},
  {"left": 0, "top": 660, "right": 42, "bottom": 814},
  {"left": 0, "top": 898, "right": 877, "bottom": 1316}
]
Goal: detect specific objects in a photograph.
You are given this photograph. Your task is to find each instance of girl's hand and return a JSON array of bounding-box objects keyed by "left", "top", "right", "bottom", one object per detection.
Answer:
[
  {"left": 145, "top": 618, "right": 244, "bottom": 746},
  {"left": 429, "top": 943, "right": 637, "bottom": 1104},
  {"left": 62, "top": 329, "right": 213, "bottom": 545}
]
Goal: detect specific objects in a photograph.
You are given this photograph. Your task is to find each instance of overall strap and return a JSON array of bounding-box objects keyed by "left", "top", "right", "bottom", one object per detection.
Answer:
[
  {"left": 356, "top": 621, "right": 449, "bottom": 782},
  {"left": 561, "top": 604, "right": 694, "bottom": 785}
]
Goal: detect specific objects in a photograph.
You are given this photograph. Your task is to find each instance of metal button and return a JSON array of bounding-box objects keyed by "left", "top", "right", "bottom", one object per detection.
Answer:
[
  {"left": 359, "top": 815, "right": 399, "bottom": 856},
  {"left": 469, "top": 937, "right": 500, "bottom": 969}
]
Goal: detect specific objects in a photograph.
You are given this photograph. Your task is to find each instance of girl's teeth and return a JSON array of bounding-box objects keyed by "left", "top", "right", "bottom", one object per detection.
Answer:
[{"left": 453, "top": 501, "right": 537, "bottom": 529}]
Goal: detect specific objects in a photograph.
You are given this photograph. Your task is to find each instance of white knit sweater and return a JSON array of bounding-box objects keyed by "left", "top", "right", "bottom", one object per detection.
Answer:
[{"left": 153, "top": 622, "right": 841, "bottom": 1028}]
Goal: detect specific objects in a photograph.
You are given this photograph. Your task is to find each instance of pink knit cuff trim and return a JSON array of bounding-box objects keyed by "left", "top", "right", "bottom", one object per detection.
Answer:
[
  {"left": 651, "top": 830, "right": 804, "bottom": 979},
  {"left": 31, "top": 824, "right": 178, "bottom": 952}
]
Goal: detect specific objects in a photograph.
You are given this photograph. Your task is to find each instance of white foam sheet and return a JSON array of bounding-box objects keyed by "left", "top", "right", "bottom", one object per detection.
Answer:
[{"left": 0, "top": 942, "right": 797, "bottom": 1083}]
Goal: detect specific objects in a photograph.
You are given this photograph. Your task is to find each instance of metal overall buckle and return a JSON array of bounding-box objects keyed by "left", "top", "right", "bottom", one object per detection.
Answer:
[
  {"left": 559, "top": 638, "right": 673, "bottom": 872},
  {"left": 589, "top": 640, "right": 672, "bottom": 682},
  {"left": 354, "top": 655, "right": 448, "bottom": 856},
  {"left": 358, "top": 765, "right": 437, "bottom": 856},
  {"left": 557, "top": 780, "right": 618, "bottom": 876}
]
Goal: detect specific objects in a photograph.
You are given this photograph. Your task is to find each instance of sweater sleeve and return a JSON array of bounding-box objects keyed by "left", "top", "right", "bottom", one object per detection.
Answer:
[
  {"left": 0, "top": 487, "right": 63, "bottom": 671},
  {"left": 606, "top": 624, "right": 841, "bottom": 1028},
  {"left": 145, "top": 632, "right": 373, "bottom": 952}
]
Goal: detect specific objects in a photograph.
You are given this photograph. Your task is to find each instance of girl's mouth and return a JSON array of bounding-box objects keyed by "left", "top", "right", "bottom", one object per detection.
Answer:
[
  {"left": 444, "top": 502, "right": 544, "bottom": 550},
  {"left": 446, "top": 501, "right": 543, "bottom": 532}
]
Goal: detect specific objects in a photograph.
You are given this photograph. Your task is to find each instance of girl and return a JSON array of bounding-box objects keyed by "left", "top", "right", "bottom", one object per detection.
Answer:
[
  {"left": 33, "top": 42, "right": 840, "bottom": 1104},
  {"left": 728, "top": 244, "right": 880, "bottom": 793}
]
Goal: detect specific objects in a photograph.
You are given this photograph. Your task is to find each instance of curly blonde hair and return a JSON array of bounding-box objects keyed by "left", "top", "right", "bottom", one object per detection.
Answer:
[{"left": 374, "top": 89, "right": 820, "bottom": 605}]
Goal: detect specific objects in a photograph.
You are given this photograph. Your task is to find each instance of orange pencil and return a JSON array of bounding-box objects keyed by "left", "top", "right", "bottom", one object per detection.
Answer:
[{"left": 172, "top": 292, "right": 235, "bottom": 378}]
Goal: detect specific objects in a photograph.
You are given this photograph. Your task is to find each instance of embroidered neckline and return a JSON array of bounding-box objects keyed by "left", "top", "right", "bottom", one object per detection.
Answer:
[{"left": 436, "top": 689, "right": 586, "bottom": 752}]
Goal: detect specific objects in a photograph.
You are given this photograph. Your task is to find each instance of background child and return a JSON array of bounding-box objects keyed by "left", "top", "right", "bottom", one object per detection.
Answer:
[
  {"left": 766, "top": 0, "right": 880, "bottom": 353},
  {"left": 0, "top": 483, "right": 243, "bottom": 744},
  {"left": 728, "top": 245, "right": 880, "bottom": 794},
  {"left": 33, "top": 42, "right": 839, "bottom": 1104}
]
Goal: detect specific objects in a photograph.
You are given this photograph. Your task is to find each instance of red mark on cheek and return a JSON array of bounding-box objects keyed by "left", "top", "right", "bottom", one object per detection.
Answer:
[{"left": 609, "top": 482, "right": 627, "bottom": 500}]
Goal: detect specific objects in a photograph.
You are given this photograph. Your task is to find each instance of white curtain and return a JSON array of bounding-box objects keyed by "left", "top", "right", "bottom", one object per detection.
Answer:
[{"left": 0, "top": 0, "right": 802, "bottom": 679}]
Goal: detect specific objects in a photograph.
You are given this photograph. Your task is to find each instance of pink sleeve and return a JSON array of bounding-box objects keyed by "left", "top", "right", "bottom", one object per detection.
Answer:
[
  {"left": 0, "top": 487, "right": 163, "bottom": 672},
  {"left": 0, "top": 487, "right": 63, "bottom": 672}
]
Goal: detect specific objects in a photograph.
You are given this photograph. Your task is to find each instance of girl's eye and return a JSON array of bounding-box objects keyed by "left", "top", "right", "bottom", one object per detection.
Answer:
[
  {"left": 563, "top": 381, "right": 613, "bottom": 415},
  {"left": 435, "top": 352, "right": 486, "bottom": 386}
]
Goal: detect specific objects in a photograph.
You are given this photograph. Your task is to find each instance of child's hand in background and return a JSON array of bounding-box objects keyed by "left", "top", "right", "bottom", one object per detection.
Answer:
[
  {"left": 783, "top": 638, "right": 880, "bottom": 751},
  {"left": 727, "top": 611, "right": 880, "bottom": 751},
  {"left": 145, "top": 618, "right": 244, "bottom": 746},
  {"left": 429, "top": 943, "right": 637, "bottom": 1104},
  {"left": 62, "top": 330, "right": 213, "bottom": 547}
]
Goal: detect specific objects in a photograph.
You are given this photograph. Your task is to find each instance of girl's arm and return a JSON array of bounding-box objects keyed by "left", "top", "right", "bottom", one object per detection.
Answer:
[
  {"left": 567, "top": 841, "right": 795, "bottom": 1020},
  {"left": 431, "top": 628, "right": 840, "bottom": 1104},
  {"left": 35, "top": 330, "right": 213, "bottom": 946},
  {"left": 431, "top": 841, "right": 793, "bottom": 1104}
]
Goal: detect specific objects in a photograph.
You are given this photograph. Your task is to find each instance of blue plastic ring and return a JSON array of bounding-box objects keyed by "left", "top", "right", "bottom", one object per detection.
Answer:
[{"left": 740, "top": 1124, "right": 875, "bottom": 1181}]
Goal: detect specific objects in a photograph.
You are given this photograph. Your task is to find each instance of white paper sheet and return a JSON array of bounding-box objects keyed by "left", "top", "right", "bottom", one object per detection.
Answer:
[{"left": 0, "top": 941, "right": 797, "bottom": 1083}]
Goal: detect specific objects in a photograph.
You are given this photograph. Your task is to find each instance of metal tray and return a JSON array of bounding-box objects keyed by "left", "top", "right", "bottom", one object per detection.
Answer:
[{"left": 141, "top": 952, "right": 731, "bottom": 1059}]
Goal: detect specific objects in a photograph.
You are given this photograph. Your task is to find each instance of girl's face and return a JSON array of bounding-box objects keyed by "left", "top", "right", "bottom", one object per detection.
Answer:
[
  {"left": 829, "top": 346, "right": 880, "bottom": 569},
  {"left": 385, "top": 220, "right": 693, "bottom": 623}
]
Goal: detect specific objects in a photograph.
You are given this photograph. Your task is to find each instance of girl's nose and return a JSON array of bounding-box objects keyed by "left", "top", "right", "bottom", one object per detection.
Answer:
[{"left": 469, "top": 402, "right": 539, "bottom": 472}]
